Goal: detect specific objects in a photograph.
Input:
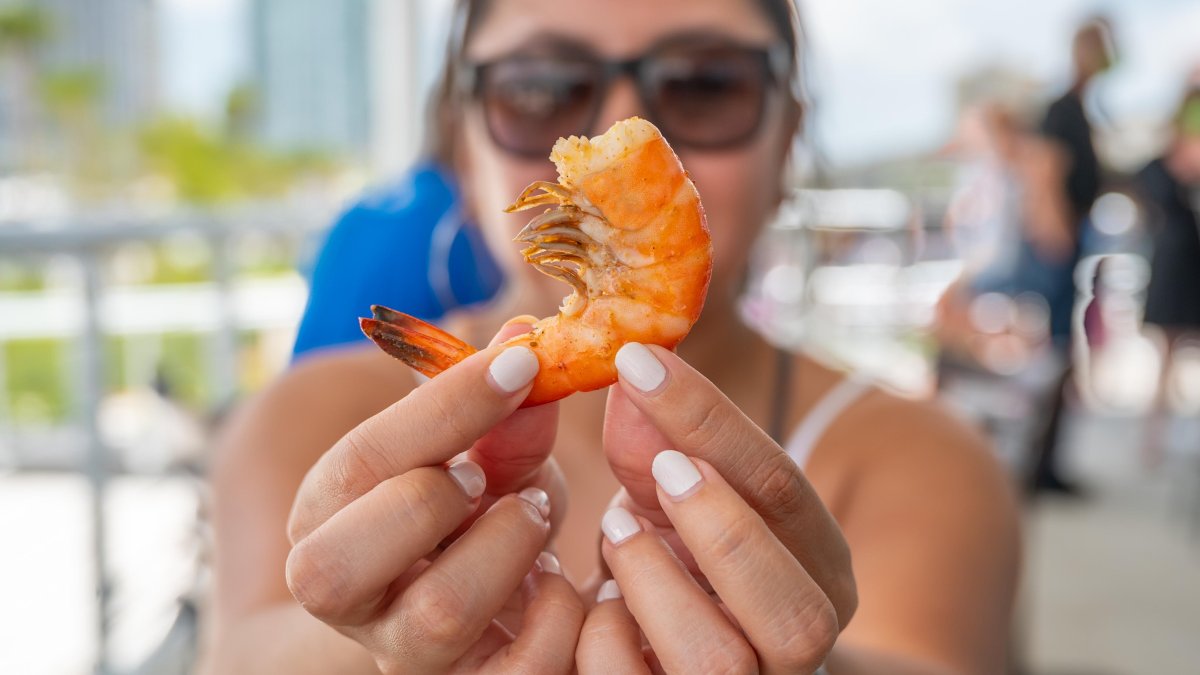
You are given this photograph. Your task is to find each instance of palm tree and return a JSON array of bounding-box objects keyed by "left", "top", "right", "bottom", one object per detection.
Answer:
[{"left": 0, "top": 5, "right": 53, "bottom": 169}]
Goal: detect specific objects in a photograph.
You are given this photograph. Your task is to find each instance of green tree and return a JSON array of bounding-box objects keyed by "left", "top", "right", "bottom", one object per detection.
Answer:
[
  {"left": 0, "top": 5, "right": 50, "bottom": 49},
  {"left": 139, "top": 115, "right": 337, "bottom": 205}
]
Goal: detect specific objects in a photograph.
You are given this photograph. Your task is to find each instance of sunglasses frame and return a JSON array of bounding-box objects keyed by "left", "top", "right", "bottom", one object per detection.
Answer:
[{"left": 458, "top": 37, "right": 792, "bottom": 158}]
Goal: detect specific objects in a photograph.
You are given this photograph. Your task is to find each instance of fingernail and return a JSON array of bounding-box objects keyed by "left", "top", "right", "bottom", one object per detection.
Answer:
[
  {"left": 535, "top": 551, "right": 561, "bottom": 575},
  {"left": 488, "top": 346, "right": 539, "bottom": 394},
  {"left": 518, "top": 487, "right": 551, "bottom": 520},
  {"left": 446, "top": 460, "right": 486, "bottom": 499},
  {"left": 601, "top": 507, "right": 641, "bottom": 545},
  {"left": 652, "top": 450, "right": 703, "bottom": 499},
  {"left": 615, "top": 343, "right": 666, "bottom": 393},
  {"left": 596, "top": 579, "right": 622, "bottom": 602}
]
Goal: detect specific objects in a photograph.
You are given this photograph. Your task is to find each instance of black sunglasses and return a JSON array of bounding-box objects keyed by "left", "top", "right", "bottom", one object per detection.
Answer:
[{"left": 459, "top": 37, "right": 791, "bottom": 158}]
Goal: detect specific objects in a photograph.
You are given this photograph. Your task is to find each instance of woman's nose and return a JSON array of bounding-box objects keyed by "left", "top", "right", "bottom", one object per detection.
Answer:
[{"left": 592, "top": 77, "right": 646, "bottom": 136}]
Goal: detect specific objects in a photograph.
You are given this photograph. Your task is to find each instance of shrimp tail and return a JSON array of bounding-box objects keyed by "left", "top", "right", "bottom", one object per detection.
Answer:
[{"left": 359, "top": 305, "right": 478, "bottom": 378}]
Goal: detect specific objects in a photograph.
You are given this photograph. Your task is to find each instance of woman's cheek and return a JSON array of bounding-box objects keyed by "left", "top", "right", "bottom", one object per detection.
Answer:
[
  {"left": 462, "top": 115, "right": 556, "bottom": 273},
  {"left": 683, "top": 149, "right": 778, "bottom": 286}
]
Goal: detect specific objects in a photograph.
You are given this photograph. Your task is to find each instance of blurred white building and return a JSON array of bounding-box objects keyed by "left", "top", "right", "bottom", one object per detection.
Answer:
[
  {"left": 249, "top": 0, "right": 372, "bottom": 157},
  {"left": 33, "top": 0, "right": 159, "bottom": 126},
  {"left": 0, "top": 0, "right": 157, "bottom": 170},
  {"left": 249, "top": 0, "right": 450, "bottom": 174}
]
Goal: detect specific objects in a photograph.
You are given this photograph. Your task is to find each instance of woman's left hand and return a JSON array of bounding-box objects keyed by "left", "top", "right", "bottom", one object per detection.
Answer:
[{"left": 577, "top": 343, "right": 858, "bottom": 674}]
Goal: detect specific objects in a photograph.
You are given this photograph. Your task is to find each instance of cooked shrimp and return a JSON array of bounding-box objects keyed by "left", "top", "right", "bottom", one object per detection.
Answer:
[{"left": 360, "top": 117, "right": 712, "bottom": 406}]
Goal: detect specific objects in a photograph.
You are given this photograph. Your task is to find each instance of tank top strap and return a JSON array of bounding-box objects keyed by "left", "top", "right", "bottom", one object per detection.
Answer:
[{"left": 783, "top": 373, "right": 873, "bottom": 469}]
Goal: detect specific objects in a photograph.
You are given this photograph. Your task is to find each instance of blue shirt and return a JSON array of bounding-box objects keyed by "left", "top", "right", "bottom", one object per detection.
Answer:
[{"left": 292, "top": 163, "right": 503, "bottom": 359}]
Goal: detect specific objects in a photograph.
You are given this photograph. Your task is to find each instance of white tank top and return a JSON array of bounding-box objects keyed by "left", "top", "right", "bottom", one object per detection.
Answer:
[{"left": 783, "top": 373, "right": 873, "bottom": 469}]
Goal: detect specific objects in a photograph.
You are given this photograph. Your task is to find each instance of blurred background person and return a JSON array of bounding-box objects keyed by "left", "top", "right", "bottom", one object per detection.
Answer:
[
  {"left": 1136, "top": 83, "right": 1200, "bottom": 464},
  {"left": 946, "top": 103, "right": 1027, "bottom": 294},
  {"left": 936, "top": 101, "right": 1047, "bottom": 373},
  {"left": 935, "top": 17, "right": 1117, "bottom": 497},
  {"left": 1022, "top": 16, "right": 1117, "bottom": 497}
]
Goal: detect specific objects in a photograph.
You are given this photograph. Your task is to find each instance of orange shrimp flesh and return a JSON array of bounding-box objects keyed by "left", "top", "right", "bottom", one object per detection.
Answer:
[{"left": 361, "top": 117, "right": 712, "bottom": 406}]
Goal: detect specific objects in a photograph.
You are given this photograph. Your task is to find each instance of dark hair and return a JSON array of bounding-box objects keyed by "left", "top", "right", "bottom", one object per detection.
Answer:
[{"left": 425, "top": 0, "right": 807, "bottom": 166}]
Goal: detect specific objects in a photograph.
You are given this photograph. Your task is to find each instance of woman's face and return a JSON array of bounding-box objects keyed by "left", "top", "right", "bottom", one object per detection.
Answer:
[{"left": 459, "top": 0, "right": 799, "bottom": 303}]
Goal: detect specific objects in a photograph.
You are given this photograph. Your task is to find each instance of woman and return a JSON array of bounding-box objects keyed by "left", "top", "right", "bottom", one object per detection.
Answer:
[
  {"left": 203, "top": 1, "right": 1020, "bottom": 673},
  {"left": 1138, "top": 86, "right": 1200, "bottom": 463}
]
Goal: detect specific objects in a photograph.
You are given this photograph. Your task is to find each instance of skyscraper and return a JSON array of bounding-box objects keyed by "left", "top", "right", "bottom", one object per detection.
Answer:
[{"left": 250, "top": 0, "right": 371, "bottom": 157}]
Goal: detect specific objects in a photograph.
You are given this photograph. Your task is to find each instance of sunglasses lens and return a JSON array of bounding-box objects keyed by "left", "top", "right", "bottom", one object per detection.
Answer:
[
  {"left": 480, "top": 58, "right": 600, "bottom": 157},
  {"left": 646, "top": 46, "right": 769, "bottom": 149}
]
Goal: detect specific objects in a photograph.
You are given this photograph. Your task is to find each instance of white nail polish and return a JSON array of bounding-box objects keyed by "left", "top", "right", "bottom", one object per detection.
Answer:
[
  {"left": 596, "top": 579, "right": 622, "bottom": 602},
  {"left": 652, "top": 450, "right": 702, "bottom": 499},
  {"left": 446, "top": 461, "right": 486, "bottom": 499},
  {"left": 518, "top": 487, "right": 551, "bottom": 519},
  {"left": 601, "top": 507, "right": 641, "bottom": 545},
  {"left": 488, "top": 346, "right": 539, "bottom": 394},
  {"left": 536, "top": 552, "right": 562, "bottom": 575},
  {"left": 614, "top": 343, "right": 666, "bottom": 393}
]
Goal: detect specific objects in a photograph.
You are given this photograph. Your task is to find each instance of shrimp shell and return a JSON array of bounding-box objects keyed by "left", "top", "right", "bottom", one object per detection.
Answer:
[{"left": 361, "top": 117, "right": 712, "bottom": 406}]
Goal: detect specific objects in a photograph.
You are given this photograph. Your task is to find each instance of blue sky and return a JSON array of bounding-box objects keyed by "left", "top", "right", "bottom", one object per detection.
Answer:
[
  {"left": 159, "top": 0, "right": 247, "bottom": 120},
  {"left": 159, "top": 0, "right": 1200, "bottom": 168}
]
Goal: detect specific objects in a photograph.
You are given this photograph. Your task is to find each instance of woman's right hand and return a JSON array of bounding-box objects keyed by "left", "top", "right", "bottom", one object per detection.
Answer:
[{"left": 283, "top": 325, "right": 583, "bottom": 674}]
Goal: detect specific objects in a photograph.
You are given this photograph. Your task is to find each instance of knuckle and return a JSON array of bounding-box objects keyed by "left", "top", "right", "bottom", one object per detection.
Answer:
[
  {"left": 579, "top": 610, "right": 623, "bottom": 647},
  {"left": 541, "top": 584, "right": 585, "bottom": 622},
  {"left": 680, "top": 398, "right": 732, "bottom": 452},
  {"left": 751, "top": 454, "right": 807, "bottom": 522},
  {"left": 285, "top": 537, "right": 351, "bottom": 622},
  {"left": 502, "top": 662, "right": 558, "bottom": 675},
  {"left": 700, "top": 511, "right": 759, "bottom": 563},
  {"left": 422, "top": 392, "right": 476, "bottom": 448},
  {"left": 401, "top": 581, "right": 473, "bottom": 649},
  {"left": 695, "top": 633, "right": 758, "bottom": 675},
  {"left": 340, "top": 424, "right": 396, "bottom": 489},
  {"left": 772, "top": 596, "right": 840, "bottom": 671},
  {"left": 382, "top": 472, "right": 445, "bottom": 530}
]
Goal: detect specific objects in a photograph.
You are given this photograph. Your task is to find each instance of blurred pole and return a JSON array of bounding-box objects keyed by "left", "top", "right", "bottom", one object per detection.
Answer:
[
  {"left": 211, "top": 232, "right": 239, "bottom": 406},
  {"left": 80, "top": 251, "right": 111, "bottom": 675}
]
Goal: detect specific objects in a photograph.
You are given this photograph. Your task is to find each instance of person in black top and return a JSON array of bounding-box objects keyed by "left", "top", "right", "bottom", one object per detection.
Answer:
[
  {"left": 1025, "top": 17, "right": 1116, "bottom": 496},
  {"left": 1138, "top": 86, "right": 1200, "bottom": 463}
]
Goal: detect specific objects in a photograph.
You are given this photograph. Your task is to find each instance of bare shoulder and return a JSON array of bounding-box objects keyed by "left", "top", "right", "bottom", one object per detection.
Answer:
[
  {"left": 808, "top": 371, "right": 1015, "bottom": 520},
  {"left": 850, "top": 386, "right": 997, "bottom": 473},
  {"left": 804, "top": 366, "right": 1021, "bottom": 669}
]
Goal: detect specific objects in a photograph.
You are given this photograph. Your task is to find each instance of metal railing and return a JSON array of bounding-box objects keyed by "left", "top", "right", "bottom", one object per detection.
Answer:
[{"left": 0, "top": 206, "right": 331, "bottom": 674}]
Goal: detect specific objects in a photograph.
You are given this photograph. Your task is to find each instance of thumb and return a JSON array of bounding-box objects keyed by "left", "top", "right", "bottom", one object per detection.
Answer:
[
  {"left": 486, "top": 315, "right": 541, "bottom": 348},
  {"left": 602, "top": 384, "right": 671, "bottom": 523},
  {"left": 467, "top": 316, "right": 559, "bottom": 493}
]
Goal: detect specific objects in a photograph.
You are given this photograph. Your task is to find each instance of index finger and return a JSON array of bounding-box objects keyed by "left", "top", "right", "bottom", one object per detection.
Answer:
[
  {"left": 610, "top": 342, "right": 856, "bottom": 627},
  {"left": 289, "top": 342, "right": 541, "bottom": 543}
]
